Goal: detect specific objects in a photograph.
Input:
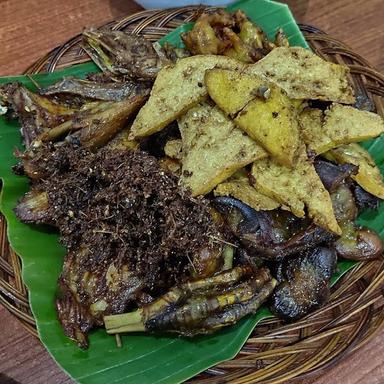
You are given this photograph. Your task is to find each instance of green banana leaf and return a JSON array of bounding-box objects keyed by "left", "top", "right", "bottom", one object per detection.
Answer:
[{"left": 0, "top": 0, "right": 379, "bottom": 383}]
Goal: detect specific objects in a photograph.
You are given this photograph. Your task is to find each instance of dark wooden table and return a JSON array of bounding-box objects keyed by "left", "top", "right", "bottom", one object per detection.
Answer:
[{"left": 1, "top": 1, "right": 383, "bottom": 383}]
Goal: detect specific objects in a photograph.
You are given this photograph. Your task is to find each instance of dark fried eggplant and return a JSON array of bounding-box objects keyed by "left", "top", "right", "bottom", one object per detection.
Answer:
[
  {"left": 314, "top": 159, "right": 358, "bottom": 193},
  {"left": 353, "top": 185, "right": 381, "bottom": 211},
  {"left": 214, "top": 197, "right": 336, "bottom": 260},
  {"left": 335, "top": 223, "right": 383, "bottom": 261},
  {"left": 330, "top": 184, "right": 383, "bottom": 261},
  {"left": 270, "top": 247, "right": 337, "bottom": 321}
]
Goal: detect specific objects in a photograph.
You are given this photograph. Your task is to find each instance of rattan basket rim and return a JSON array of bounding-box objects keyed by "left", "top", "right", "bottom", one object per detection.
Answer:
[{"left": 1, "top": 5, "right": 384, "bottom": 384}]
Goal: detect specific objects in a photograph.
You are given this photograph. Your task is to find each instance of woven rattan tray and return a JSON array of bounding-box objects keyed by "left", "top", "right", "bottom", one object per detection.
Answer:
[{"left": 1, "top": 6, "right": 384, "bottom": 384}]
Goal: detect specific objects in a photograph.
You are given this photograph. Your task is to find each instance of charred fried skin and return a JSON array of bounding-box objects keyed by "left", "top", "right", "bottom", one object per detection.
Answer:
[
  {"left": 314, "top": 160, "right": 358, "bottom": 193},
  {"left": 40, "top": 77, "right": 151, "bottom": 102},
  {"left": 353, "top": 185, "right": 381, "bottom": 211},
  {"left": 104, "top": 266, "right": 276, "bottom": 336},
  {"left": 56, "top": 246, "right": 145, "bottom": 349},
  {"left": 82, "top": 29, "right": 161, "bottom": 80},
  {"left": 70, "top": 95, "right": 148, "bottom": 150},
  {"left": 270, "top": 247, "right": 337, "bottom": 321},
  {"left": 3, "top": 78, "right": 149, "bottom": 181},
  {"left": 213, "top": 197, "right": 336, "bottom": 260}
]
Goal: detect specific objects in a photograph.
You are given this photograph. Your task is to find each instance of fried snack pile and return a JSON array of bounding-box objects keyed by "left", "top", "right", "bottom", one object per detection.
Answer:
[{"left": 2, "top": 9, "right": 384, "bottom": 348}]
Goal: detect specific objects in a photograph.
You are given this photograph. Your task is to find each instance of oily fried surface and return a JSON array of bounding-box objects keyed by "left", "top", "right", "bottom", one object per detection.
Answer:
[
  {"left": 181, "top": 9, "right": 287, "bottom": 62},
  {"left": 206, "top": 69, "right": 300, "bottom": 167},
  {"left": 251, "top": 146, "right": 342, "bottom": 235}
]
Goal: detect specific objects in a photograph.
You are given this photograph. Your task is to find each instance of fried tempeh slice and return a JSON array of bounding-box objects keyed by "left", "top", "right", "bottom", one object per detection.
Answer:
[
  {"left": 214, "top": 170, "right": 280, "bottom": 211},
  {"left": 205, "top": 68, "right": 264, "bottom": 116},
  {"left": 130, "top": 55, "right": 245, "bottom": 139},
  {"left": 324, "top": 143, "right": 384, "bottom": 199},
  {"left": 178, "top": 102, "right": 267, "bottom": 196},
  {"left": 324, "top": 103, "right": 384, "bottom": 142},
  {"left": 244, "top": 47, "right": 355, "bottom": 104},
  {"left": 300, "top": 104, "right": 384, "bottom": 155},
  {"left": 298, "top": 108, "right": 329, "bottom": 154},
  {"left": 251, "top": 146, "right": 341, "bottom": 234},
  {"left": 205, "top": 69, "right": 300, "bottom": 167}
]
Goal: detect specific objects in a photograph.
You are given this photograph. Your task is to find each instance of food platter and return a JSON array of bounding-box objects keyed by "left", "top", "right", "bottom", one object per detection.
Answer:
[{"left": 1, "top": 1, "right": 384, "bottom": 384}]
